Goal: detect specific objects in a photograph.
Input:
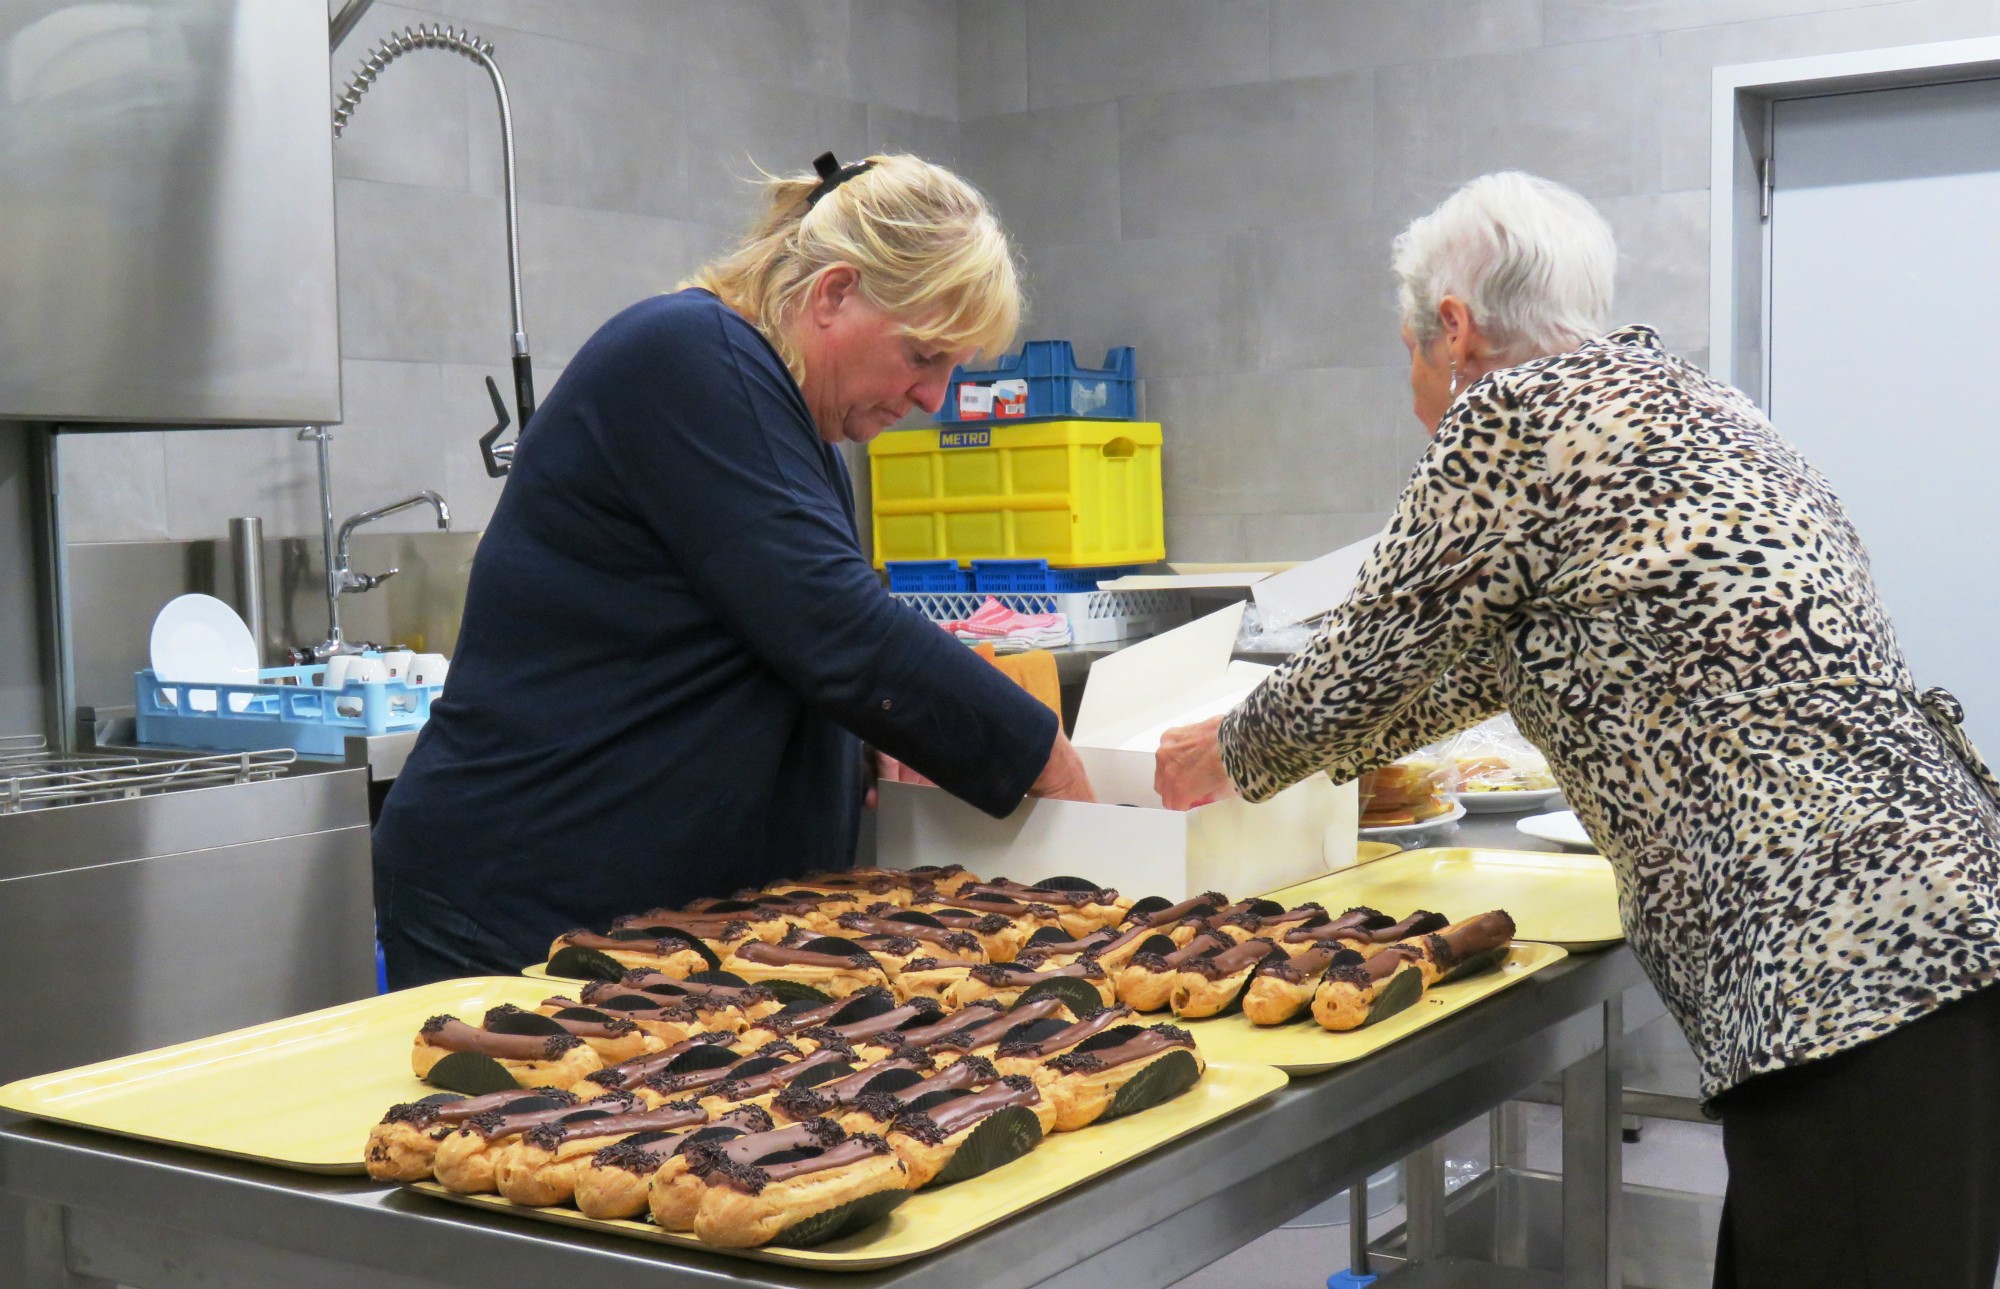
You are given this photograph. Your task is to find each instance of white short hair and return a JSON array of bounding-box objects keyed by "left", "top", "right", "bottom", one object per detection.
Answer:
[{"left": 1391, "top": 172, "right": 1617, "bottom": 362}]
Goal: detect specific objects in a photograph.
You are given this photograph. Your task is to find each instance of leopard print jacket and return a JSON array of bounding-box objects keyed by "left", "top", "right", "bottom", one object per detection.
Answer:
[{"left": 1220, "top": 324, "right": 2000, "bottom": 1098}]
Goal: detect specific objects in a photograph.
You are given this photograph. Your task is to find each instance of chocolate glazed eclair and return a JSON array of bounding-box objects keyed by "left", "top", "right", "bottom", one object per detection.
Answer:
[
  {"left": 366, "top": 1088, "right": 580, "bottom": 1182},
  {"left": 885, "top": 1074, "right": 1055, "bottom": 1187},
  {"left": 1169, "top": 936, "right": 1286, "bottom": 1018},
  {"left": 571, "top": 1105, "right": 774, "bottom": 1221},
  {"left": 689, "top": 1119, "right": 910, "bottom": 1249},
  {"left": 1312, "top": 944, "right": 1426, "bottom": 1032},
  {"left": 411, "top": 1015, "right": 604, "bottom": 1090},
  {"left": 1243, "top": 940, "right": 1365, "bottom": 1026},
  {"left": 493, "top": 1099, "right": 711, "bottom": 1206},
  {"left": 430, "top": 1090, "right": 641, "bottom": 1193},
  {"left": 1390, "top": 910, "right": 1517, "bottom": 985},
  {"left": 1042, "top": 1024, "right": 1206, "bottom": 1131},
  {"left": 1115, "top": 929, "right": 1234, "bottom": 1012}
]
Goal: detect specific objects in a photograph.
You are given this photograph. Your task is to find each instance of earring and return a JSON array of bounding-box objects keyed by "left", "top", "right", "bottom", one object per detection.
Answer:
[{"left": 1448, "top": 358, "right": 1461, "bottom": 396}]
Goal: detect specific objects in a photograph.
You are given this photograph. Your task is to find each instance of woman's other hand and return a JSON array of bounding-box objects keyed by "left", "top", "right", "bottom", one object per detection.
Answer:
[
  {"left": 1030, "top": 731, "right": 1096, "bottom": 803},
  {"left": 864, "top": 746, "right": 933, "bottom": 810},
  {"left": 1155, "top": 715, "right": 1237, "bottom": 811}
]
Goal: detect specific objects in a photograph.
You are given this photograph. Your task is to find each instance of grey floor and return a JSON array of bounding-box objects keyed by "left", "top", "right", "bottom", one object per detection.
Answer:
[{"left": 1171, "top": 1103, "right": 1729, "bottom": 1289}]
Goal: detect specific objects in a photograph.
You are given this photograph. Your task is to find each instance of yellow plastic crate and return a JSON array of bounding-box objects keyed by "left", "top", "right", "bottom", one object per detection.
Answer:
[{"left": 868, "top": 420, "right": 1164, "bottom": 569}]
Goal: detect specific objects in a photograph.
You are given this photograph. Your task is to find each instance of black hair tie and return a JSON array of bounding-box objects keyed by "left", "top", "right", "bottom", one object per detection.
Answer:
[{"left": 805, "top": 150, "right": 874, "bottom": 208}]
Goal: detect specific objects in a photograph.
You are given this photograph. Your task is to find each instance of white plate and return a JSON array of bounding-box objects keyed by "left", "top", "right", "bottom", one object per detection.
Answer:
[
  {"left": 1514, "top": 809, "right": 1597, "bottom": 851},
  {"left": 149, "top": 594, "right": 259, "bottom": 713},
  {"left": 1450, "top": 787, "right": 1563, "bottom": 815},
  {"left": 1357, "top": 799, "right": 1466, "bottom": 845}
]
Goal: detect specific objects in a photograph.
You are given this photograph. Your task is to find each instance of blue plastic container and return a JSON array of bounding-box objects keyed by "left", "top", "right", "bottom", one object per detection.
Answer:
[
  {"left": 970, "top": 559, "right": 1141, "bottom": 594},
  {"left": 937, "top": 341, "right": 1138, "bottom": 424},
  {"left": 135, "top": 661, "right": 436, "bottom": 756},
  {"left": 885, "top": 559, "right": 974, "bottom": 592}
]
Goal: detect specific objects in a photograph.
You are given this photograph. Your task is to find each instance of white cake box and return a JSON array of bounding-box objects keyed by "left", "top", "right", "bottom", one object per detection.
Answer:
[{"left": 877, "top": 604, "right": 1358, "bottom": 901}]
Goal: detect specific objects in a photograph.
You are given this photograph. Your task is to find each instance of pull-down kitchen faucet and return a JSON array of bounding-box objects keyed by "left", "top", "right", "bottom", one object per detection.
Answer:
[
  {"left": 336, "top": 492, "right": 451, "bottom": 594},
  {"left": 332, "top": 23, "right": 536, "bottom": 476}
]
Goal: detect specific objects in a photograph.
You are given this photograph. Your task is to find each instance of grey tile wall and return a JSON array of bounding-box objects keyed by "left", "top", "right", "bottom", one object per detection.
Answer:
[
  {"left": 73, "top": 0, "right": 955, "bottom": 547},
  {"left": 69, "top": 1, "right": 2000, "bottom": 566},
  {"left": 952, "top": 0, "right": 2000, "bottom": 561}
]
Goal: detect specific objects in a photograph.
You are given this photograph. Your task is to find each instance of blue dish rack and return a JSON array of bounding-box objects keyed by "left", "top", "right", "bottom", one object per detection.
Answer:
[
  {"left": 885, "top": 559, "right": 1142, "bottom": 594},
  {"left": 938, "top": 341, "right": 1138, "bottom": 424},
  {"left": 135, "top": 662, "right": 437, "bottom": 756}
]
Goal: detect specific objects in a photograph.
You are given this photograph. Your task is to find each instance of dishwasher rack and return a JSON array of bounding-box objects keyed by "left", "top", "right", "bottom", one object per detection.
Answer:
[{"left": 0, "top": 734, "right": 295, "bottom": 814}]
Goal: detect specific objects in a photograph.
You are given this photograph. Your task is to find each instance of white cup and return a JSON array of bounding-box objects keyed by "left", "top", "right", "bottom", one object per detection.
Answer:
[
  {"left": 382, "top": 648, "right": 416, "bottom": 680},
  {"left": 348, "top": 656, "right": 390, "bottom": 684},
  {"left": 409, "top": 653, "right": 450, "bottom": 687},
  {"left": 322, "top": 655, "right": 355, "bottom": 689}
]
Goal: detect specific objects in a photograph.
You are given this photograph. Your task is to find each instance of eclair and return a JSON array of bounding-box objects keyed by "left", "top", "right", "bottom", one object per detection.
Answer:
[
  {"left": 1169, "top": 936, "right": 1284, "bottom": 1018},
  {"left": 493, "top": 1099, "right": 710, "bottom": 1206},
  {"left": 885, "top": 1074, "right": 1054, "bottom": 1187},
  {"left": 546, "top": 928, "right": 712, "bottom": 977},
  {"left": 430, "top": 1090, "right": 640, "bottom": 1193},
  {"left": 1041, "top": 1024, "right": 1205, "bottom": 1131},
  {"left": 571, "top": 1105, "right": 774, "bottom": 1221},
  {"left": 412, "top": 1015, "right": 603, "bottom": 1090},
  {"left": 838, "top": 1056, "right": 1003, "bottom": 1134},
  {"left": 1243, "top": 940, "right": 1363, "bottom": 1026},
  {"left": 1389, "top": 911, "right": 1517, "bottom": 985},
  {"left": 366, "top": 1088, "right": 578, "bottom": 1182},
  {"left": 689, "top": 1121, "right": 910, "bottom": 1249},
  {"left": 1312, "top": 945, "right": 1426, "bottom": 1031},
  {"left": 725, "top": 937, "right": 892, "bottom": 997},
  {"left": 946, "top": 958, "right": 1116, "bottom": 1010},
  {"left": 1114, "top": 930, "right": 1234, "bottom": 1012},
  {"left": 991, "top": 1005, "right": 1137, "bottom": 1085},
  {"left": 491, "top": 1002, "right": 658, "bottom": 1063}
]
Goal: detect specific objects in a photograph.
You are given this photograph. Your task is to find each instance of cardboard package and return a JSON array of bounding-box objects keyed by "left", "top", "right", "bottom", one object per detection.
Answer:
[{"left": 876, "top": 605, "right": 1358, "bottom": 900}]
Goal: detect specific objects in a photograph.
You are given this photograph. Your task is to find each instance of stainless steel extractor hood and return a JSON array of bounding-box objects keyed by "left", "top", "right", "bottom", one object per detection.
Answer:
[{"left": 0, "top": 0, "right": 341, "bottom": 425}]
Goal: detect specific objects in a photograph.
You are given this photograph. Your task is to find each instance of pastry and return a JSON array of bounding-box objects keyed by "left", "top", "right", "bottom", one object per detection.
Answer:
[
  {"left": 572, "top": 1105, "right": 773, "bottom": 1221},
  {"left": 946, "top": 957, "right": 1117, "bottom": 1010},
  {"left": 493, "top": 1099, "right": 709, "bottom": 1206},
  {"left": 637, "top": 1039, "right": 806, "bottom": 1107},
  {"left": 1243, "top": 940, "right": 1365, "bottom": 1026},
  {"left": 1169, "top": 936, "right": 1287, "bottom": 1019},
  {"left": 430, "top": 1089, "right": 640, "bottom": 1193},
  {"left": 411, "top": 1015, "right": 603, "bottom": 1091},
  {"left": 577, "top": 1031, "right": 741, "bottom": 1099},
  {"left": 865, "top": 999, "right": 1006, "bottom": 1057},
  {"left": 963, "top": 879, "right": 1129, "bottom": 937},
  {"left": 365, "top": 1088, "right": 578, "bottom": 1182},
  {"left": 545, "top": 928, "right": 712, "bottom": 977},
  {"left": 1278, "top": 906, "right": 1395, "bottom": 954},
  {"left": 898, "top": 905, "right": 1034, "bottom": 962},
  {"left": 1041, "top": 1024, "right": 1206, "bottom": 1131},
  {"left": 1119, "top": 892, "right": 1230, "bottom": 931},
  {"left": 991, "top": 1005, "right": 1137, "bottom": 1084},
  {"left": 1330, "top": 910, "right": 1451, "bottom": 956},
  {"left": 695, "top": 1042, "right": 860, "bottom": 1119},
  {"left": 836, "top": 1055, "right": 1002, "bottom": 1134},
  {"left": 769, "top": 1054, "right": 936, "bottom": 1124},
  {"left": 1113, "top": 929, "right": 1234, "bottom": 1012},
  {"left": 725, "top": 936, "right": 892, "bottom": 997},
  {"left": 917, "top": 892, "right": 1067, "bottom": 939},
  {"left": 488, "top": 1002, "right": 658, "bottom": 1063},
  {"left": 582, "top": 971, "right": 783, "bottom": 1029},
  {"left": 890, "top": 955, "right": 985, "bottom": 1004},
  {"left": 923, "top": 995, "right": 1075, "bottom": 1065},
  {"left": 1012, "top": 926, "right": 1119, "bottom": 968},
  {"left": 834, "top": 911, "right": 989, "bottom": 962},
  {"left": 688, "top": 1121, "right": 911, "bottom": 1249},
  {"left": 647, "top": 1117, "right": 845, "bottom": 1232},
  {"left": 885, "top": 1074, "right": 1054, "bottom": 1187},
  {"left": 1312, "top": 945, "right": 1426, "bottom": 1031},
  {"left": 1389, "top": 911, "right": 1517, "bottom": 985}
]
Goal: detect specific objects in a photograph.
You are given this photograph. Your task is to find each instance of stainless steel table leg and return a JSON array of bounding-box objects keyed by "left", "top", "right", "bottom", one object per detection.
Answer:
[
  {"left": 1561, "top": 996, "right": 1624, "bottom": 1289},
  {"left": 1349, "top": 1178, "right": 1370, "bottom": 1278},
  {"left": 1492, "top": 1103, "right": 1530, "bottom": 1267},
  {"left": 1404, "top": 1139, "right": 1447, "bottom": 1263},
  {"left": 9, "top": 1196, "right": 118, "bottom": 1289}
]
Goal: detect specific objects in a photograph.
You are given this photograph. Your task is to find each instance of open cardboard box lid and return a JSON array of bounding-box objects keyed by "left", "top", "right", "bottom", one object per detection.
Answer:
[{"left": 876, "top": 604, "right": 1358, "bottom": 900}]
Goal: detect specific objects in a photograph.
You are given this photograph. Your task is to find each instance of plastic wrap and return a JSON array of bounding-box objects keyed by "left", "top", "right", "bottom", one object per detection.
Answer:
[{"left": 1444, "top": 715, "right": 1556, "bottom": 794}]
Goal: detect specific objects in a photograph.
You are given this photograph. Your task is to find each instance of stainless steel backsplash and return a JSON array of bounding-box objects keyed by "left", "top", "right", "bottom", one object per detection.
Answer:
[{"left": 67, "top": 529, "right": 482, "bottom": 717}]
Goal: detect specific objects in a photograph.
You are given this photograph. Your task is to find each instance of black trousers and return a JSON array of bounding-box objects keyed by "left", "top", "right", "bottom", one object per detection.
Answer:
[
  {"left": 1711, "top": 983, "right": 2000, "bottom": 1289},
  {"left": 375, "top": 870, "right": 521, "bottom": 991}
]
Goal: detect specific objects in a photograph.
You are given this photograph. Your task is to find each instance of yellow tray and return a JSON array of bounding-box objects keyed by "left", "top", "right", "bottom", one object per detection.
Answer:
[
  {"left": 0, "top": 977, "right": 562, "bottom": 1173},
  {"left": 1178, "top": 942, "right": 1566, "bottom": 1075},
  {"left": 408, "top": 1059, "right": 1284, "bottom": 1270},
  {"left": 1266, "top": 847, "right": 1623, "bottom": 950}
]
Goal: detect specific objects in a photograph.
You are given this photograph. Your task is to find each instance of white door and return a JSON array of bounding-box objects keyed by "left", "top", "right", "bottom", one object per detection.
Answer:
[{"left": 1768, "top": 76, "right": 2000, "bottom": 756}]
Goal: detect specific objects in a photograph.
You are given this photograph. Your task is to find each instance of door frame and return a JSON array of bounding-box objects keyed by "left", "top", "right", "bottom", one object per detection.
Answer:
[{"left": 1710, "top": 35, "right": 2000, "bottom": 407}]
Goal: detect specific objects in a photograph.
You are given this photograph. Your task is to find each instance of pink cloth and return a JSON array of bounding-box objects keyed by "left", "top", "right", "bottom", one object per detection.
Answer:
[{"left": 939, "top": 597, "right": 1071, "bottom": 651}]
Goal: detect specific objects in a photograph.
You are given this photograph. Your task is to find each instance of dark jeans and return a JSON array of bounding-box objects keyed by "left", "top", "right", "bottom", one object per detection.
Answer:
[
  {"left": 375, "top": 870, "right": 521, "bottom": 990},
  {"left": 1711, "top": 983, "right": 2000, "bottom": 1288}
]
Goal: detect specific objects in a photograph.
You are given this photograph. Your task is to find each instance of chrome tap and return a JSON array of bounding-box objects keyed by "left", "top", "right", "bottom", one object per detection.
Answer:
[{"left": 336, "top": 492, "right": 450, "bottom": 594}]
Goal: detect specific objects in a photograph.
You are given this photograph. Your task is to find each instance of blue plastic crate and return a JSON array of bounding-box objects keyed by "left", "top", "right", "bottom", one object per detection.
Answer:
[
  {"left": 135, "top": 662, "right": 436, "bottom": 756},
  {"left": 970, "top": 559, "right": 1141, "bottom": 594},
  {"left": 885, "top": 559, "right": 973, "bottom": 592},
  {"left": 937, "top": 341, "right": 1138, "bottom": 423}
]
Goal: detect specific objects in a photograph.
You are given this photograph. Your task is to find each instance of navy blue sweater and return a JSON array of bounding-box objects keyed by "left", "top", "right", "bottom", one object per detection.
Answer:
[{"left": 372, "top": 291, "right": 1056, "bottom": 966}]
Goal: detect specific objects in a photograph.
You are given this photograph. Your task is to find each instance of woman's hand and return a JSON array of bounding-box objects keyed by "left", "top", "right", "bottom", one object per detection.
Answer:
[
  {"left": 1030, "top": 731, "right": 1096, "bottom": 803},
  {"left": 863, "top": 746, "right": 932, "bottom": 810},
  {"left": 1154, "top": 715, "right": 1237, "bottom": 811}
]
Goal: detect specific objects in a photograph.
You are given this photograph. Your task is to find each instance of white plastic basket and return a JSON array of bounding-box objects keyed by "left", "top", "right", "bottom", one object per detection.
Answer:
[{"left": 892, "top": 589, "right": 1192, "bottom": 646}]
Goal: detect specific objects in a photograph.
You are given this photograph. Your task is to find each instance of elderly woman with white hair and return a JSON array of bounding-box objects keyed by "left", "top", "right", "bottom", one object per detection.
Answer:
[
  {"left": 375, "top": 153, "right": 1092, "bottom": 988},
  {"left": 1155, "top": 171, "right": 2000, "bottom": 1288}
]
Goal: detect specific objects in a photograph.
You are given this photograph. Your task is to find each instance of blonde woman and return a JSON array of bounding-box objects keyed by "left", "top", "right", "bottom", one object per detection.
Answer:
[
  {"left": 1155, "top": 172, "right": 2000, "bottom": 1289},
  {"left": 376, "top": 153, "right": 1091, "bottom": 987}
]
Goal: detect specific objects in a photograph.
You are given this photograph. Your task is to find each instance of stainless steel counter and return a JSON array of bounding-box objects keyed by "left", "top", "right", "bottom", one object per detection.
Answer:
[{"left": 0, "top": 937, "right": 1646, "bottom": 1289}]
